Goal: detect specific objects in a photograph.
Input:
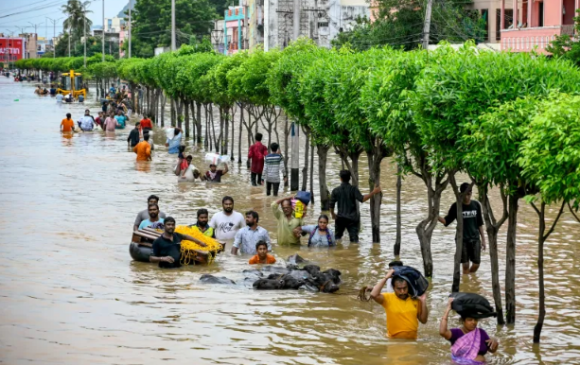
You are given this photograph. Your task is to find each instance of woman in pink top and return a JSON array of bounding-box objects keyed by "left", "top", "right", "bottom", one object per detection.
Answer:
[{"left": 103, "top": 112, "right": 119, "bottom": 131}]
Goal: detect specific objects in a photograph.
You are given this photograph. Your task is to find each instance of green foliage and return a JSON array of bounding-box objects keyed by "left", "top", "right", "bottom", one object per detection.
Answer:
[
  {"left": 546, "top": 10, "right": 580, "bottom": 67},
  {"left": 15, "top": 54, "right": 115, "bottom": 77},
  {"left": 131, "top": 0, "right": 216, "bottom": 58},
  {"left": 413, "top": 42, "right": 580, "bottom": 172},
  {"left": 518, "top": 93, "right": 580, "bottom": 207},
  {"left": 332, "top": 0, "right": 484, "bottom": 51}
]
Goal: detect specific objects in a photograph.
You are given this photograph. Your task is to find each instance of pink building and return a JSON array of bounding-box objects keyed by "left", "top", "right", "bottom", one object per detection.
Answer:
[{"left": 500, "top": 0, "right": 578, "bottom": 53}]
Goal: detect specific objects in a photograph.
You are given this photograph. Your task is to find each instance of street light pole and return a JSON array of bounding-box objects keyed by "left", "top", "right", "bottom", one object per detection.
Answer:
[
  {"left": 128, "top": 3, "right": 131, "bottom": 58},
  {"left": 102, "top": 0, "right": 105, "bottom": 62},
  {"left": 68, "top": 26, "right": 71, "bottom": 57},
  {"left": 83, "top": 10, "right": 86, "bottom": 67},
  {"left": 170, "top": 0, "right": 176, "bottom": 51}
]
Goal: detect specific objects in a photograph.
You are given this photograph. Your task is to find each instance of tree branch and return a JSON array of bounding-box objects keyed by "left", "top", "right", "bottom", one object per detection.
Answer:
[
  {"left": 543, "top": 200, "right": 566, "bottom": 241},
  {"left": 568, "top": 201, "right": 580, "bottom": 223}
]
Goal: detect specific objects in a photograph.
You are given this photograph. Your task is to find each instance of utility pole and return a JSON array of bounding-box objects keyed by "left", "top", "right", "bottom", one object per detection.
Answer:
[
  {"left": 83, "top": 7, "right": 86, "bottom": 67},
  {"left": 68, "top": 26, "right": 71, "bottom": 57},
  {"left": 47, "top": 17, "right": 60, "bottom": 58},
  {"left": 422, "top": 0, "right": 433, "bottom": 49},
  {"left": 102, "top": 0, "right": 105, "bottom": 62},
  {"left": 290, "top": 122, "right": 299, "bottom": 191},
  {"left": 293, "top": 0, "right": 300, "bottom": 40},
  {"left": 171, "top": 0, "right": 176, "bottom": 51},
  {"left": 128, "top": 3, "right": 131, "bottom": 58}
]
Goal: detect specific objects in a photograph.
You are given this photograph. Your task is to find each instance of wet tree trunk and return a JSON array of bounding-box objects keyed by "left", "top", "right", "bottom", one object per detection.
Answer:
[
  {"left": 195, "top": 102, "right": 202, "bottom": 144},
  {"left": 283, "top": 116, "right": 291, "bottom": 188},
  {"left": 532, "top": 201, "right": 565, "bottom": 343},
  {"left": 505, "top": 193, "right": 519, "bottom": 324},
  {"left": 160, "top": 93, "right": 166, "bottom": 128},
  {"left": 449, "top": 172, "right": 465, "bottom": 293},
  {"left": 478, "top": 183, "right": 508, "bottom": 325},
  {"left": 183, "top": 99, "right": 190, "bottom": 138},
  {"left": 301, "top": 126, "right": 310, "bottom": 191},
  {"left": 309, "top": 142, "right": 315, "bottom": 203},
  {"left": 189, "top": 101, "right": 196, "bottom": 142},
  {"left": 317, "top": 144, "right": 330, "bottom": 210},
  {"left": 394, "top": 164, "right": 402, "bottom": 257},
  {"left": 366, "top": 144, "right": 390, "bottom": 244},
  {"left": 230, "top": 106, "right": 236, "bottom": 161},
  {"left": 238, "top": 104, "right": 243, "bottom": 163}
]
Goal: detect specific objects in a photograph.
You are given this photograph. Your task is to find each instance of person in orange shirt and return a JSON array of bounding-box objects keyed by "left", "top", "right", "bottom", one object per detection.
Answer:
[
  {"left": 140, "top": 114, "right": 153, "bottom": 132},
  {"left": 248, "top": 241, "right": 276, "bottom": 265},
  {"left": 60, "top": 113, "right": 75, "bottom": 133},
  {"left": 133, "top": 134, "right": 152, "bottom": 161}
]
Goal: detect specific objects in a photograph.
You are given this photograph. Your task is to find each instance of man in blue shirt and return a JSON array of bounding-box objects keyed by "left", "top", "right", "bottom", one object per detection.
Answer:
[
  {"left": 231, "top": 211, "right": 271, "bottom": 255},
  {"left": 138, "top": 204, "right": 165, "bottom": 230},
  {"left": 109, "top": 84, "right": 116, "bottom": 98}
]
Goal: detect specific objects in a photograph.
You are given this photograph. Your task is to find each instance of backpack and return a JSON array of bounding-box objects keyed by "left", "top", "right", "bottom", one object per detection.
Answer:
[
  {"left": 450, "top": 292, "right": 497, "bottom": 319},
  {"left": 392, "top": 266, "right": 429, "bottom": 298}
]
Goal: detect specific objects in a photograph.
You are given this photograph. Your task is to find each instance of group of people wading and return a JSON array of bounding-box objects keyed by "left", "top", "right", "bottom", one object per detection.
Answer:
[{"left": 57, "top": 93, "right": 498, "bottom": 364}]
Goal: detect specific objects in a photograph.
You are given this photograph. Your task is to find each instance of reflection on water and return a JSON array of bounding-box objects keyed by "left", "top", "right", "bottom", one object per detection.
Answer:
[{"left": 1, "top": 78, "right": 579, "bottom": 365}]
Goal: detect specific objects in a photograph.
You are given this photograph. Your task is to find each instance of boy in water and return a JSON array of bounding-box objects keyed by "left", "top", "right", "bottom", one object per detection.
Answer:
[{"left": 248, "top": 241, "right": 276, "bottom": 265}]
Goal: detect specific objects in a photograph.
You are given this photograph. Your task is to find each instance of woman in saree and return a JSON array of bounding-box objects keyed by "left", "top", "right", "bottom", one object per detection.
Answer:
[{"left": 440, "top": 298, "right": 499, "bottom": 364}]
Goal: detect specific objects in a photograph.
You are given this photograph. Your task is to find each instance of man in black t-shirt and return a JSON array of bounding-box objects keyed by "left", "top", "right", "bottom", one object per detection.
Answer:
[
  {"left": 438, "top": 183, "right": 487, "bottom": 274},
  {"left": 329, "top": 170, "right": 381, "bottom": 243},
  {"left": 150, "top": 217, "right": 207, "bottom": 268}
]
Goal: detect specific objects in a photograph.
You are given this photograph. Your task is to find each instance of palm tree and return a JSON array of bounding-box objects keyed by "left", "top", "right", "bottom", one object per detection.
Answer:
[{"left": 62, "top": 0, "right": 92, "bottom": 39}]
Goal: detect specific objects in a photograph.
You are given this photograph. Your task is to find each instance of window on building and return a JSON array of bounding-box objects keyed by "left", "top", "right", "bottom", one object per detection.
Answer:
[
  {"left": 481, "top": 9, "right": 489, "bottom": 42},
  {"left": 496, "top": 9, "right": 513, "bottom": 40},
  {"left": 538, "top": 2, "right": 544, "bottom": 27}
]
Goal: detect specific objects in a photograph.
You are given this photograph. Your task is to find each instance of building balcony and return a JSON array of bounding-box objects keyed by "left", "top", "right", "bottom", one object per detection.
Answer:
[{"left": 500, "top": 25, "right": 574, "bottom": 53}]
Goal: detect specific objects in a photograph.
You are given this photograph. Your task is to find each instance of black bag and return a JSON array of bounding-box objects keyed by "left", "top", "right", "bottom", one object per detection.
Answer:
[
  {"left": 450, "top": 292, "right": 497, "bottom": 319},
  {"left": 392, "top": 266, "right": 429, "bottom": 298}
]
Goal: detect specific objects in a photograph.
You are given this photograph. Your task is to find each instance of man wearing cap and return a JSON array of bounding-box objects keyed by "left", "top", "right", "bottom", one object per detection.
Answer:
[
  {"left": 438, "top": 182, "right": 486, "bottom": 274},
  {"left": 370, "top": 269, "right": 428, "bottom": 339}
]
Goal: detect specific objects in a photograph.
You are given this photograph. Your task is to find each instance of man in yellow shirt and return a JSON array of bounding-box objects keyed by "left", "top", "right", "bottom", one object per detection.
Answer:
[{"left": 370, "top": 269, "right": 428, "bottom": 339}]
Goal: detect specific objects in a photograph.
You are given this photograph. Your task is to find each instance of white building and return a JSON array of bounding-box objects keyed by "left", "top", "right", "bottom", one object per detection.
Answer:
[{"left": 104, "top": 17, "right": 124, "bottom": 33}]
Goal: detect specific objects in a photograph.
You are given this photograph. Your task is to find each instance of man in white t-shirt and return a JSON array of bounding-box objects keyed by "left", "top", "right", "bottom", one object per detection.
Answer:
[{"left": 209, "top": 196, "right": 245, "bottom": 241}]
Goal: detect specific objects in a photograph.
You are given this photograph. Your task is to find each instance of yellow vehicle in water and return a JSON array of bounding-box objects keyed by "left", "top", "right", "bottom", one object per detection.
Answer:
[{"left": 56, "top": 69, "right": 86, "bottom": 98}]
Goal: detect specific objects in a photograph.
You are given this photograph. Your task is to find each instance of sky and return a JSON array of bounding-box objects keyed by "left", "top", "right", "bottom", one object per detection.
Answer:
[{"left": 0, "top": 0, "right": 127, "bottom": 39}]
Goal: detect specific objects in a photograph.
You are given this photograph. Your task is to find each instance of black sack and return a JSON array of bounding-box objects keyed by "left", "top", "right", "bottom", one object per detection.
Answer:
[
  {"left": 450, "top": 292, "right": 497, "bottom": 319},
  {"left": 392, "top": 266, "right": 429, "bottom": 298}
]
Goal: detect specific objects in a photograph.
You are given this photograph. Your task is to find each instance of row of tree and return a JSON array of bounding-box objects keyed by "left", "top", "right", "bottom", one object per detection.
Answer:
[{"left": 16, "top": 41, "right": 580, "bottom": 343}]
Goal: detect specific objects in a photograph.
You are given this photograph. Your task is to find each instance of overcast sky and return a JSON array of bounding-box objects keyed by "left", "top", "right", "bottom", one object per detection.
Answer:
[{"left": 0, "top": 0, "right": 127, "bottom": 38}]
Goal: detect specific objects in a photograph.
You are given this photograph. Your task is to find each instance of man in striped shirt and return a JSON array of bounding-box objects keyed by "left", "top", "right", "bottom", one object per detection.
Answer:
[{"left": 262, "top": 142, "right": 286, "bottom": 196}]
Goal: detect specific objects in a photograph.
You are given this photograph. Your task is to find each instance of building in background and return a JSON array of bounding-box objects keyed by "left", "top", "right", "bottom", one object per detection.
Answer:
[
  {"left": 0, "top": 37, "right": 25, "bottom": 66},
  {"left": 104, "top": 17, "right": 124, "bottom": 33},
  {"left": 20, "top": 34, "right": 38, "bottom": 59},
  {"left": 224, "top": 6, "right": 248, "bottom": 54},
  {"left": 498, "top": 0, "right": 577, "bottom": 53},
  {"left": 37, "top": 37, "right": 48, "bottom": 57}
]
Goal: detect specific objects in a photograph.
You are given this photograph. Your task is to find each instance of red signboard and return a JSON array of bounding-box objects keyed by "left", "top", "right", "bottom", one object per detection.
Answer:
[{"left": 0, "top": 38, "right": 24, "bottom": 62}]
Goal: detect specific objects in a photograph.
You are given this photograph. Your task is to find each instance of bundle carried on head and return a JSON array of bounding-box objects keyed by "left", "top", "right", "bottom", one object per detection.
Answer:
[
  {"left": 392, "top": 265, "right": 429, "bottom": 298},
  {"left": 174, "top": 225, "right": 222, "bottom": 265},
  {"left": 450, "top": 292, "right": 497, "bottom": 319}
]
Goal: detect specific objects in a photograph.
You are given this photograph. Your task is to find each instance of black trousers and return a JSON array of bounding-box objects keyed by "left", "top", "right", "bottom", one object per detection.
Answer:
[
  {"left": 335, "top": 217, "right": 359, "bottom": 243},
  {"left": 266, "top": 182, "right": 280, "bottom": 196},
  {"left": 251, "top": 172, "right": 262, "bottom": 186}
]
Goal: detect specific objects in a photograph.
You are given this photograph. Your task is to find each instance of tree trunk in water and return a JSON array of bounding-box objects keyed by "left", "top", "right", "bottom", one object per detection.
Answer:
[
  {"left": 190, "top": 101, "right": 196, "bottom": 142},
  {"left": 394, "top": 165, "right": 402, "bottom": 257},
  {"left": 366, "top": 148, "right": 385, "bottom": 244},
  {"left": 449, "top": 173, "right": 464, "bottom": 293},
  {"left": 309, "top": 143, "right": 315, "bottom": 204},
  {"left": 238, "top": 105, "right": 243, "bottom": 163},
  {"left": 160, "top": 93, "right": 166, "bottom": 127},
  {"left": 196, "top": 102, "right": 202, "bottom": 144},
  {"left": 532, "top": 201, "right": 564, "bottom": 343},
  {"left": 505, "top": 194, "right": 519, "bottom": 324},
  {"left": 230, "top": 106, "right": 235, "bottom": 161},
  {"left": 301, "top": 128, "right": 310, "bottom": 191},
  {"left": 223, "top": 108, "right": 230, "bottom": 155},
  {"left": 478, "top": 185, "right": 507, "bottom": 325},
  {"left": 317, "top": 145, "right": 330, "bottom": 211},
  {"left": 283, "top": 117, "right": 290, "bottom": 188},
  {"left": 184, "top": 99, "right": 190, "bottom": 138}
]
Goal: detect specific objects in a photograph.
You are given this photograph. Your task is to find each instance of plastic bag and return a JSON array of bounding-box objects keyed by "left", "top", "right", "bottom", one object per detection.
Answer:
[
  {"left": 204, "top": 153, "right": 230, "bottom": 165},
  {"left": 450, "top": 292, "right": 497, "bottom": 319},
  {"left": 392, "top": 266, "right": 429, "bottom": 298}
]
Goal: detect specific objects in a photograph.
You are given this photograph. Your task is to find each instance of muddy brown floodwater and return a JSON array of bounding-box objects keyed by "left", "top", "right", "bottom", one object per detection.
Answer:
[{"left": 0, "top": 78, "right": 579, "bottom": 365}]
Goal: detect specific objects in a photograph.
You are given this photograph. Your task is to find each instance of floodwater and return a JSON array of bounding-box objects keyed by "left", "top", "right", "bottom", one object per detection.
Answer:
[{"left": 0, "top": 78, "right": 579, "bottom": 365}]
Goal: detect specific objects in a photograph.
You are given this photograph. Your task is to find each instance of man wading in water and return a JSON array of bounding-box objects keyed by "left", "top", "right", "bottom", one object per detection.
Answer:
[
  {"left": 370, "top": 269, "right": 428, "bottom": 339},
  {"left": 329, "top": 170, "right": 381, "bottom": 243},
  {"left": 149, "top": 217, "right": 207, "bottom": 268},
  {"left": 438, "top": 183, "right": 486, "bottom": 274},
  {"left": 271, "top": 197, "right": 303, "bottom": 245}
]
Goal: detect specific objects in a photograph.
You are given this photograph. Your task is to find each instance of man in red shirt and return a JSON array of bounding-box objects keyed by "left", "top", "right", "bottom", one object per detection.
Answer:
[
  {"left": 248, "top": 133, "right": 268, "bottom": 186},
  {"left": 140, "top": 114, "right": 153, "bottom": 132}
]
